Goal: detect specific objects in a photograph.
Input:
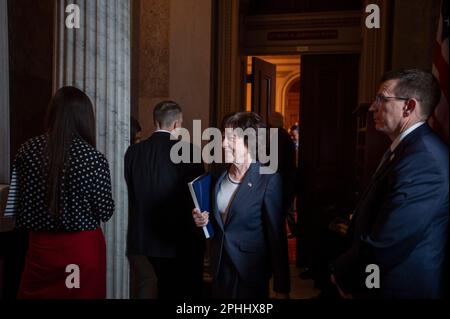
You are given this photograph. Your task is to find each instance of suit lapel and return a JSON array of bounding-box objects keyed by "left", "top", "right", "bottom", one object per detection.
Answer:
[
  {"left": 353, "top": 124, "right": 430, "bottom": 222},
  {"left": 354, "top": 148, "right": 396, "bottom": 215},
  {"left": 213, "top": 170, "right": 227, "bottom": 230},
  {"left": 224, "top": 162, "right": 260, "bottom": 227},
  {"left": 371, "top": 151, "right": 395, "bottom": 182},
  {"left": 369, "top": 124, "right": 429, "bottom": 185}
]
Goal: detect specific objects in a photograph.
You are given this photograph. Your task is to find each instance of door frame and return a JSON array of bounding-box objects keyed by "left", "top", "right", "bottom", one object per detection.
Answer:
[
  {"left": 250, "top": 57, "right": 277, "bottom": 123},
  {"left": 0, "top": 0, "right": 10, "bottom": 184},
  {"left": 210, "top": 3, "right": 362, "bottom": 126},
  {"left": 210, "top": 0, "right": 393, "bottom": 127}
]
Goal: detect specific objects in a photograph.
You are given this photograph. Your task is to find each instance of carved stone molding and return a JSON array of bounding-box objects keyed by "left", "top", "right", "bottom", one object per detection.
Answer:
[
  {"left": 245, "top": 11, "right": 361, "bottom": 30},
  {"left": 242, "top": 11, "right": 362, "bottom": 55},
  {"left": 139, "top": 0, "right": 169, "bottom": 98}
]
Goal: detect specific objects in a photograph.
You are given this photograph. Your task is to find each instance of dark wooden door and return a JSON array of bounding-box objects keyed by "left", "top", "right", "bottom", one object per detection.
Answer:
[
  {"left": 297, "top": 54, "right": 359, "bottom": 283},
  {"left": 251, "top": 57, "right": 276, "bottom": 123}
]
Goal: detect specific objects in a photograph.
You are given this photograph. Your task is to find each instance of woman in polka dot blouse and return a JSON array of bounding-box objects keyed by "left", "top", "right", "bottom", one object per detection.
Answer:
[{"left": 9, "top": 86, "right": 115, "bottom": 299}]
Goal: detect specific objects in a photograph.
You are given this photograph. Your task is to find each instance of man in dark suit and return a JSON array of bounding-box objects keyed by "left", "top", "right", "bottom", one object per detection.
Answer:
[
  {"left": 268, "top": 113, "right": 298, "bottom": 238},
  {"left": 331, "top": 69, "right": 449, "bottom": 299},
  {"left": 125, "top": 101, "right": 205, "bottom": 299}
]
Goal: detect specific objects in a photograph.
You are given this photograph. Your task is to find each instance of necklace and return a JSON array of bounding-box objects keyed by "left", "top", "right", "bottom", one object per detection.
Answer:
[{"left": 227, "top": 173, "right": 242, "bottom": 185}]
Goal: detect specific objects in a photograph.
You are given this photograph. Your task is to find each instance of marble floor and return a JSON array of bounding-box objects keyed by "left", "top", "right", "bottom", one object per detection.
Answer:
[
  {"left": 270, "top": 266, "right": 321, "bottom": 299},
  {"left": 204, "top": 264, "right": 321, "bottom": 299}
]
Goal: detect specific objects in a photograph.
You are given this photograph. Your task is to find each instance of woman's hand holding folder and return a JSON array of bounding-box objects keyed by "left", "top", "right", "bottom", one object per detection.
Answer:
[{"left": 192, "top": 208, "right": 209, "bottom": 228}]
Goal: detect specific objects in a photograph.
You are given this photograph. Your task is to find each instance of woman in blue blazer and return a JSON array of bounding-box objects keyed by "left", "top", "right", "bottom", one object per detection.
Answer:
[{"left": 193, "top": 112, "right": 290, "bottom": 299}]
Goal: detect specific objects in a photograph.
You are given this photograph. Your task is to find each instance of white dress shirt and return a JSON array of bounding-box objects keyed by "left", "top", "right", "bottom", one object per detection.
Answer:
[{"left": 390, "top": 121, "right": 426, "bottom": 152}]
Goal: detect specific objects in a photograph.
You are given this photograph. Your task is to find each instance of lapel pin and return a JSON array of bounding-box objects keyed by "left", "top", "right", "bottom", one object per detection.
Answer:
[{"left": 248, "top": 182, "right": 252, "bottom": 187}]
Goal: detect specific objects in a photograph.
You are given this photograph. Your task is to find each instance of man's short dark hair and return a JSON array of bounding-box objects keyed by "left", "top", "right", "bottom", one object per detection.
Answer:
[
  {"left": 381, "top": 69, "right": 441, "bottom": 119},
  {"left": 153, "top": 101, "right": 182, "bottom": 128}
]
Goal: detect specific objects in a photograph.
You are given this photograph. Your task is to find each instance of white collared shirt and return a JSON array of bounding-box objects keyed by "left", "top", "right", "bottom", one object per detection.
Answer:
[
  {"left": 154, "top": 129, "right": 179, "bottom": 139},
  {"left": 390, "top": 121, "right": 426, "bottom": 152},
  {"left": 155, "top": 129, "right": 172, "bottom": 134},
  {"left": 217, "top": 173, "right": 241, "bottom": 224}
]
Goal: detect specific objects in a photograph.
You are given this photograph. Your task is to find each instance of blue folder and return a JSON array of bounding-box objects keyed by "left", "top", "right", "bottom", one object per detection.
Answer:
[{"left": 188, "top": 173, "right": 214, "bottom": 239}]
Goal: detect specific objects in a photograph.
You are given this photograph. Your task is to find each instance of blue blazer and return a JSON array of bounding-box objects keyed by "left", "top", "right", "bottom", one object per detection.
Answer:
[
  {"left": 333, "top": 124, "right": 449, "bottom": 298},
  {"left": 209, "top": 162, "right": 291, "bottom": 294}
]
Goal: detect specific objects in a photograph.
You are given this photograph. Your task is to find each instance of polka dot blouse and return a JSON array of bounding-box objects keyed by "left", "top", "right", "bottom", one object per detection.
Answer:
[{"left": 11, "top": 135, "right": 115, "bottom": 231}]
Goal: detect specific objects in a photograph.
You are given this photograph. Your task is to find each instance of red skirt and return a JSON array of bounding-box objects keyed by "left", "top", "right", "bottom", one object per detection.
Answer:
[{"left": 18, "top": 228, "right": 106, "bottom": 299}]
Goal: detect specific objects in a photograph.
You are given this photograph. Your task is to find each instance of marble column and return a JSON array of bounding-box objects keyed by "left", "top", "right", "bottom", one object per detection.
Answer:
[
  {"left": 54, "top": 0, "right": 130, "bottom": 299},
  {"left": 0, "top": 0, "right": 10, "bottom": 184}
]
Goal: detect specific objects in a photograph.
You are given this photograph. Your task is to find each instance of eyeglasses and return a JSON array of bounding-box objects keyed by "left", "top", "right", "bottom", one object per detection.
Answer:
[{"left": 374, "top": 94, "right": 410, "bottom": 105}]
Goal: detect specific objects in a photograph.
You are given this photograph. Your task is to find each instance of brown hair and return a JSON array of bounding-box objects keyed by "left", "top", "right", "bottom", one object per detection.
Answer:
[
  {"left": 222, "top": 112, "right": 267, "bottom": 160},
  {"left": 45, "top": 86, "right": 96, "bottom": 216}
]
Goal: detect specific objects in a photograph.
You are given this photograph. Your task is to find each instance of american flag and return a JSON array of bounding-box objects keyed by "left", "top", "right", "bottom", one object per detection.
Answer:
[{"left": 429, "top": 0, "right": 449, "bottom": 144}]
